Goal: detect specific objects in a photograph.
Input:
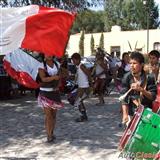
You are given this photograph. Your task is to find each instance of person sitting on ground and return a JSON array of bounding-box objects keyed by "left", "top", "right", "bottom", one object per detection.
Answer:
[
  {"left": 71, "top": 53, "right": 91, "bottom": 122},
  {"left": 120, "top": 52, "right": 157, "bottom": 125}
]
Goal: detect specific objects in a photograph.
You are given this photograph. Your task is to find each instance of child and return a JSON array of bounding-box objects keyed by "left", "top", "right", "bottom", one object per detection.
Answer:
[{"left": 71, "top": 53, "right": 91, "bottom": 122}]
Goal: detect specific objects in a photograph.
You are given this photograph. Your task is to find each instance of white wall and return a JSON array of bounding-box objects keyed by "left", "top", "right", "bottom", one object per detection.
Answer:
[{"left": 67, "top": 27, "right": 160, "bottom": 57}]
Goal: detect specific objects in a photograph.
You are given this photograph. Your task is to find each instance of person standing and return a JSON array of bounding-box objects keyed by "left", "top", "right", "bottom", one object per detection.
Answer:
[
  {"left": 71, "top": 53, "right": 91, "bottom": 122},
  {"left": 148, "top": 50, "right": 160, "bottom": 84},
  {"left": 120, "top": 52, "right": 157, "bottom": 125},
  {"left": 38, "top": 55, "right": 63, "bottom": 142},
  {"left": 108, "top": 52, "right": 117, "bottom": 81},
  {"left": 59, "top": 56, "right": 69, "bottom": 93},
  {"left": 116, "top": 52, "right": 130, "bottom": 91},
  {"left": 93, "top": 51, "right": 107, "bottom": 105},
  {"left": 117, "top": 52, "right": 130, "bottom": 79}
]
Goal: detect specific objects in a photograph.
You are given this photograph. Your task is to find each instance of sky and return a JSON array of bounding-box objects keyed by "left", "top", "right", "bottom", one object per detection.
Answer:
[
  {"left": 153, "top": 0, "right": 160, "bottom": 14},
  {"left": 90, "top": 0, "right": 160, "bottom": 15},
  {"left": 6, "top": 0, "right": 160, "bottom": 15}
]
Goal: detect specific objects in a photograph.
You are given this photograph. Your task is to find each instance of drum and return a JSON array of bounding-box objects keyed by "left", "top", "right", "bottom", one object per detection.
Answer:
[
  {"left": 119, "top": 105, "right": 144, "bottom": 151},
  {"left": 119, "top": 106, "right": 160, "bottom": 158},
  {"left": 153, "top": 150, "right": 160, "bottom": 160}
]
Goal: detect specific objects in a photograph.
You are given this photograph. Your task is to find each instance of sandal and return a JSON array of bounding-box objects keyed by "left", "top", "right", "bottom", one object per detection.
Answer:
[{"left": 47, "top": 135, "right": 56, "bottom": 143}]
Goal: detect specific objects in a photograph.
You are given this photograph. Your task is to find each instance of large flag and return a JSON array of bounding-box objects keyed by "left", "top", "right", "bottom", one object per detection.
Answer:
[
  {"left": 3, "top": 49, "right": 43, "bottom": 89},
  {"left": 0, "top": 5, "right": 76, "bottom": 57}
]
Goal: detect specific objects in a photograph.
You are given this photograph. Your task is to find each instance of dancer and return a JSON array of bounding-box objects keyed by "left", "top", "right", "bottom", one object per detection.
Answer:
[
  {"left": 93, "top": 50, "right": 107, "bottom": 105},
  {"left": 38, "top": 55, "right": 63, "bottom": 142},
  {"left": 71, "top": 53, "right": 91, "bottom": 122}
]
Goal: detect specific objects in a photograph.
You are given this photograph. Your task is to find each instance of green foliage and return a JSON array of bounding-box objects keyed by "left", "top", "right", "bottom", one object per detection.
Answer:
[
  {"left": 104, "top": 0, "right": 159, "bottom": 31},
  {"left": 2, "top": 0, "right": 159, "bottom": 33},
  {"left": 0, "top": 0, "right": 8, "bottom": 6},
  {"left": 90, "top": 34, "right": 95, "bottom": 54},
  {"left": 1, "top": 0, "right": 104, "bottom": 11},
  {"left": 72, "top": 10, "right": 105, "bottom": 34},
  {"left": 79, "top": 30, "right": 85, "bottom": 56},
  {"left": 143, "top": 0, "right": 160, "bottom": 29},
  {"left": 99, "top": 32, "right": 104, "bottom": 49}
]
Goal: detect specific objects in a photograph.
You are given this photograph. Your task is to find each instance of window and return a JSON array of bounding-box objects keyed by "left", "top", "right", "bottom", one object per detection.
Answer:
[{"left": 110, "top": 46, "right": 120, "bottom": 53}]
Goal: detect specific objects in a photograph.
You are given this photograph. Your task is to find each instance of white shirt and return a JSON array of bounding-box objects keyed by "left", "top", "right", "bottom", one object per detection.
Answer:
[
  {"left": 95, "top": 63, "right": 106, "bottom": 79},
  {"left": 46, "top": 64, "right": 58, "bottom": 76},
  {"left": 115, "top": 57, "right": 122, "bottom": 68},
  {"left": 39, "top": 61, "right": 60, "bottom": 76},
  {"left": 124, "top": 64, "right": 130, "bottom": 72},
  {"left": 39, "top": 61, "right": 60, "bottom": 91},
  {"left": 109, "top": 57, "right": 117, "bottom": 68},
  {"left": 77, "top": 63, "right": 89, "bottom": 88}
]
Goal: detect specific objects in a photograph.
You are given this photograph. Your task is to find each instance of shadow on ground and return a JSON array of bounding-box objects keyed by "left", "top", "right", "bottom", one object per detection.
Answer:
[{"left": 0, "top": 93, "right": 123, "bottom": 159}]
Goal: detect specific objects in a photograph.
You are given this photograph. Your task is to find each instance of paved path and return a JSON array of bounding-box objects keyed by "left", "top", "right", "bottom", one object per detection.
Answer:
[{"left": 0, "top": 92, "right": 124, "bottom": 160}]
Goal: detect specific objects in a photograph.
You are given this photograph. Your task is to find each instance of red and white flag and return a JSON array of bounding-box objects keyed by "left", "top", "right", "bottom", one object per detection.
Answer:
[
  {"left": 0, "top": 5, "right": 76, "bottom": 57},
  {"left": 3, "top": 49, "right": 43, "bottom": 89}
]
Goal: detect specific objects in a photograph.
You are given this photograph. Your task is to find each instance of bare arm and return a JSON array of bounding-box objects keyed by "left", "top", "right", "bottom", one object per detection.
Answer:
[
  {"left": 38, "top": 68, "right": 60, "bottom": 82},
  {"left": 80, "top": 64, "right": 91, "bottom": 77},
  {"left": 140, "top": 88, "right": 153, "bottom": 100},
  {"left": 131, "top": 83, "right": 153, "bottom": 100}
]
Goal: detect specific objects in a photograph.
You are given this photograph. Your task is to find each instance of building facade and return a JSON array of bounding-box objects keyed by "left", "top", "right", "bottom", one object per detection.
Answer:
[{"left": 67, "top": 26, "right": 160, "bottom": 57}]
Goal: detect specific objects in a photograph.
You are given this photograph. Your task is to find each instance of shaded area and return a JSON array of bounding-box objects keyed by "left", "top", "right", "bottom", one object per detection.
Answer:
[{"left": 0, "top": 93, "right": 123, "bottom": 159}]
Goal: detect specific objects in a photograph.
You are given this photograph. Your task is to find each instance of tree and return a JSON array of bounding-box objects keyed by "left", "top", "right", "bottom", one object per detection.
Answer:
[
  {"left": 99, "top": 32, "right": 104, "bottom": 49},
  {"left": 1, "top": 0, "right": 104, "bottom": 11},
  {"left": 71, "top": 10, "right": 105, "bottom": 34},
  {"left": 141, "top": 0, "right": 160, "bottom": 29},
  {"left": 79, "top": 30, "right": 85, "bottom": 57},
  {"left": 104, "top": 0, "right": 159, "bottom": 31},
  {"left": 90, "top": 34, "right": 95, "bottom": 54}
]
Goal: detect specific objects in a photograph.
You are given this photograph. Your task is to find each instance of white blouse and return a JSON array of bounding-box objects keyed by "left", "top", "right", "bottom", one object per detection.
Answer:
[{"left": 77, "top": 63, "right": 89, "bottom": 88}]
